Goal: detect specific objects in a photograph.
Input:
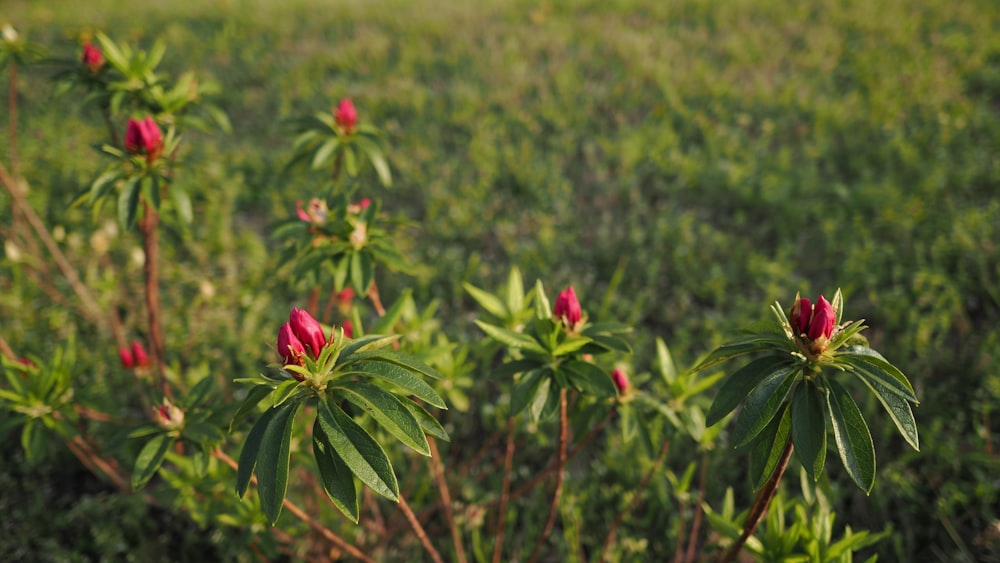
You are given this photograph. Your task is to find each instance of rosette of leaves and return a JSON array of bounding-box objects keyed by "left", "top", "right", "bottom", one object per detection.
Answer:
[
  {"left": 129, "top": 376, "right": 227, "bottom": 490},
  {"left": 55, "top": 33, "right": 230, "bottom": 132},
  {"left": 694, "top": 289, "right": 919, "bottom": 493},
  {"left": 473, "top": 279, "right": 632, "bottom": 421},
  {"left": 83, "top": 120, "right": 187, "bottom": 230},
  {"left": 273, "top": 195, "right": 411, "bottom": 296},
  {"left": 232, "top": 330, "right": 448, "bottom": 525},
  {"left": 0, "top": 344, "right": 76, "bottom": 466},
  {"left": 286, "top": 108, "right": 392, "bottom": 187}
]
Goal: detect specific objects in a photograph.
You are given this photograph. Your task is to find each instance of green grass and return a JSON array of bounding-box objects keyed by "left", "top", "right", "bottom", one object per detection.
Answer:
[{"left": 3, "top": 0, "right": 1000, "bottom": 560}]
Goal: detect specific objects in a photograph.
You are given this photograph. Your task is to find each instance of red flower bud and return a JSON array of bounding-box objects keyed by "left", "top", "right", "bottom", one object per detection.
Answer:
[
  {"left": 611, "top": 368, "right": 629, "bottom": 394},
  {"left": 289, "top": 307, "right": 327, "bottom": 358},
  {"left": 81, "top": 42, "right": 104, "bottom": 73},
  {"left": 808, "top": 295, "right": 835, "bottom": 341},
  {"left": 337, "top": 287, "right": 355, "bottom": 306},
  {"left": 553, "top": 285, "right": 582, "bottom": 329},
  {"left": 119, "top": 347, "right": 135, "bottom": 369},
  {"left": 277, "top": 322, "right": 306, "bottom": 365},
  {"left": 334, "top": 98, "right": 358, "bottom": 133},
  {"left": 131, "top": 340, "right": 150, "bottom": 367},
  {"left": 124, "top": 116, "right": 164, "bottom": 162},
  {"left": 342, "top": 319, "right": 354, "bottom": 339},
  {"left": 793, "top": 298, "right": 811, "bottom": 335}
]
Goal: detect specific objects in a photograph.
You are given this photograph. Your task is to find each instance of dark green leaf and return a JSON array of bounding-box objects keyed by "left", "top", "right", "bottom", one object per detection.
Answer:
[
  {"left": 840, "top": 350, "right": 917, "bottom": 402},
  {"left": 317, "top": 400, "right": 399, "bottom": 501},
  {"left": 256, "top": 402, "right": 301, "bottom": 525},
  {"left": 561, "top": 360, "right": 617, "bottom": 398},
  {"left": 792, "top": 380, "right": 827, "bottom": 481},
  {"left": 474, "top": 321, "right": 546, "bottom": 355},
  {"left": 118, "top": 176, "right": 141, "bottom": 230},
  {"left": 369, "top": 289, "right": 413, "bottom": 334},
  {"left": 732, "top": 365, "right": 799, "bottom": 448},
  {"left": 402, "top": 400, "right": 450, "bottom": 441},
  {"left": 750, "top": 405, "right": 792, "bottom": 489},
  {"left": 311, "top": 137, "right": 339, "bottom": 170},
  {"left": 825, "top": 379, "right": 876, "bottom": 493},
  {"left": 511, "top": 370, "right": 546, "bottom": 416},
  {"left": 693, "top": 334, "right": 792, "bottom": 372},
  {"left": 312, "top": 420, "right": 360, "bottom": 523},
  {"left": 338, "top": 383, "right": 430, "bottom": 455},
  {"left": 706, "top": 355, "right": 795, "bottom": 427},
  {"left": 236, "top": 405, "right": 281, "bottom": 498},
  {"left": 132, "top": 433, "right": 174, "bottom": 490},
  {"left": 186, "top": 375, "right": 214, "bottom": 409},
  {"left": 855, "top": 371, "right": 920, "bottom": 451},
  {"left": 230, "top": 385, "right": 276, "bottom": 433},
  {"left": 350, "top": 360, "right": 446, "bottom": 409},
  {"left": 89, "top": 170, "right": 122, "bottom": 205},
  {"left": 581, "top": 334, "right": 632, "bottom": 354},
  {"left": 170, "top": 185, "right": 193, "bottom": 224},
  {"left": 492, "top": 358, "right": 543, "bottom": 380}
]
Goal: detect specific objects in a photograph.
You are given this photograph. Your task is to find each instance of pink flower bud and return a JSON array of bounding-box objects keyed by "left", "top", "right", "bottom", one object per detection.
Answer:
[
  {"left": 277, "top": 322, "right": 306, "bottom": 365},
  {"left": 335, "top": 98, "right": 358, "bottom": 133},
  {"left": 553, "top": 285, "right": 582, "bottom": 329},
  {"left": 154, "top": 400, "right": 184, "bottom": 430},
  {"left": 131, "top": 341, "right": 150, "bottom": 367},
  {"left": 808, "top": 295, "right": 835, "bottom": 341},
  {"left": 119, "top": 347, "right": 135, "bottom": 368},
  {"left": 337, "top": 287, "right": 355, "bottom": 306},
  {"left": 124, "top": 116, "right": 164, "bottom": 162},
  {"left": 289, "top": 307, "right": 327, "bottom": 358},
  {"left": 611, "top": 368, "right": 629, "bottom": 394},
  {"left": 81, "top": 42, "right": 104, "bottom": 73},
  {"left": 793, "top": 298, "right": 811, "bottom": 335},
  {"left": 342, "top": 319, "right": 354, "bottom": 339}
]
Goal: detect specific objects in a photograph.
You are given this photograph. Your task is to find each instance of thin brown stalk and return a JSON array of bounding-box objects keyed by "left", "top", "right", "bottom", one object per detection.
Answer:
[
  {"left": 139, "top": 200, "right": 169, "bottom": 398},
  {"left": 601, "top": 438, "right": 671, "bottom": 562},
  {"left": 308, "top": 287, "right": 321, "bottom": 318},
  {"left": 211, "top": 449, "right": 374, "bottom": 563},
  {"left": 717, "top": 439, "right": 794, "bottom": 563},
  {"left": 0, "top": 334, "right": 15, "bottom": 360},
  {"left": 0, "top": 162, "right": 104, "bottom": 321},
  {"left": 492, "top": 416, "right": 517, "bottom": 563},
  {"left": 429, "top": 437, "right": 467, "bottom": 563},
  {"left": 684, "top": 452, "right": 709, "bottom": 563},
  {"left": 368, "top": 281, "right": 386, "bottom": 317},
  {"left": 398, "top": 493, "right": 444, "bottom": 563},
  {"left": 526, "top": 388, "right": 568, "bottom": 563}
]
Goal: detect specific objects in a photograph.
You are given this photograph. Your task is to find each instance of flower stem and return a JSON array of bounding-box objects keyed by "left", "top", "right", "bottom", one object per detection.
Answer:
[
  {"left": 526, "top": 387, "right": 568, "bottom": 563},
  {"left": 398, "top": 493, "right": 445, "bottom": 563},
  {"left": 492, "top": 416, "right": 517, "bottom": 563},
  {"left": 139, "top": 199, "right": 169, "bottom": 398},
  {"left": 717, "top": 438, "right": 795, "bottom": 563}
]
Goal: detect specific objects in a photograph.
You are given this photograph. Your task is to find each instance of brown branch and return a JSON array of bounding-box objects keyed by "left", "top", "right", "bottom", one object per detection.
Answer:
[
  {"left": 527, "top": 388, "right": 568, "bottom": 563},
  {"left": 368, "top": 281, "right": 386, "bottom": 317},
  {"left": 492, "top": 416, "right": 516, "bottom": 563},
  {"left": 139, "top": 200, "right": 169, "bottom": 398},
  {"left": 0, "top": 333, "right": 17, "bottom": 360},
  {"left": 429, "top": 437, "right": 467, "bottom": 563},
  {"left": 398, "top": 493, "right": 444, "bottom": 563},
  {"left": 601, "top": 438, "right": 671, "bottom": 562},
  {"left": 717, "top": 439, "right": 795, "bottom": 563},
  {"left": 211, "top": 449, "right": 373, "bottom": 563},
  {"left": 684, "top": 452, "right": 709, "bottom": 562},
  {"left": 0, "top": 161, "right": 104, "bottom": 322}
]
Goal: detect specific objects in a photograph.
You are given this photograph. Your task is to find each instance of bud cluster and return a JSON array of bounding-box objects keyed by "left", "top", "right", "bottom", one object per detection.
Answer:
[
  {"left": 81, "top": 41, "right": 104, "bottom": 73},
  {"left": 124, "top": 116, "right": 164, "bottom": 163},
  {"left": 119, "top": 340, "right": 150, "bottom": 369},
  {"left": 553, "top": 285, "right": 583, "bottom": 333},
  {"left": 334, "top": 98, "right": 358, "bottom": 134},
  {"left": 789, "top": 294, "right": 836, "bottom": 359}
]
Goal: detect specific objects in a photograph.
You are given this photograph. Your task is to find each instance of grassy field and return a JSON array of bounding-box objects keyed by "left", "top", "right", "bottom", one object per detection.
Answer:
[{"left": 3, "top": 0, "right": 1000, "bottom": 560}]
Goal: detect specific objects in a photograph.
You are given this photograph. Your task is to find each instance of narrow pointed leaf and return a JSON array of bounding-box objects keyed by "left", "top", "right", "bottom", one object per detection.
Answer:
[
  {"left": 463, "top": 283, "right": 508, "bottom": 318},
  {"left": 750, "top": 405, "right": 792, "bottom": 489},
  {"left": 313, "top": 421, "right": 360, "bottom": 523},
  {"left": 317, "top": 400, "right": 399, "bottom": 501},
  {"left": 492, "top": 358, "right": 543, "bottom": 380},
  {"left": 236, "top": 405, "right": 281, "bottom": 497},
  {"left": 706, "top": 355, "right": 794, "bottom": 426},
  {"left": 338, "top": 383, "right": 430, "bottom": 455},
  {"left": 855, "top": 372, "right": 920, "bottom": 451},
  {"left": 561, "top": 360, "right": 617, "bottom": 398},
  {"left": 732, "top": 365, "right": 799, "bottom": 448},
  {"left": 841, "top": 350, "right": 917, "bottom": 401},
  {"left": 511, "top": 370, "right": 546, "bottom": 415},
  {"left": 118, "top": 177, "right": 141, "bottom": 230},
  {"left": 256, "top": 402, "right": 301, "bottom": 524},
  {"left": 402, "top": 400, "right": 450, "bottom": 441},
  {"left": 825, "top": 379, "right": 876, "bottom": 493},
  {"left": 350, "top": 360, "right": 446, "bottom": 408},
  {"left": 474, "top": 321, "right": 547, "bottom": 355},
  {"left": 132, "top": 433, "right": 174, "bottom": 490},
  {"left": 311, "top": 137, "right": 340, "bottom": 170},
  {"left": 792, "top": 381, "right": 827, "bottom": 481},
  {"left": 694, "top": 335, "right": 792, "bottom": 372}
]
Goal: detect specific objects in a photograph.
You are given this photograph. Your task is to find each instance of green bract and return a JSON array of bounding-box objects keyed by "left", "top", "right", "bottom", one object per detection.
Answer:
[
  {"left": 697, "top": 289, "right": 919, "bottom": 493},
  {"left": 232, "top": 328, "right": 448, "bottom": 525}
]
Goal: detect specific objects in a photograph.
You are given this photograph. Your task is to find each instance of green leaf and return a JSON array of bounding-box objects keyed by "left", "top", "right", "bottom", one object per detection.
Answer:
[
  {"left": 230, "top": 385, "right": 276, "bottom": 433},
  {"left": 20, "top": 419, "right": 45, "bottom": 466},
  {"left": 311, "top": 137, "right": 340, "bottom": 170},
  {"left": 170, "top": 185, "right": 193, "bottom": 224},
  {"left": 792, "top": 380, "right": 827, "bottom": 481},
  {"left": 511, "top": 369, "right": 546, "bottom": 416},
  {"left": 656, "top": 337, "right": 678, "bottom": 384},
  {"left": 256, "top": 402, "right": 301, "bottom": 524},
  {"left": 349, "top": 360, "right": 444, "bottom": 409},
  {"left": 824, "top": 379, "right": 876, "bottom": 493},
  {"left": 580, "top": 334, "right": 632, "bottom": 354},
  {"left": 507, "top": 267, "right": 525, "bottom": 315},
  {"left": 186, "top": 375, "right": 214, "bottom": 409},
  {"left": 706, "top": 355, "right": 795, "bottom": 427},
  {"left": 464, "top": 282, "right": 508, "bottom": 319},
  {"left": 731, "top": 365, "right": 799, "bottom": 448},
  {"left": 348, "top": 350, "right": 445, "bottom": 380},
  {"left": 132, "top": 433, "right": 174, "bottom": 490},
  {"left": 840, "top": 349, "right": 917, "bottom": 402},
  {"left": 693, "top": 334, "right": 792, "bottom": 372},
  {"left": 553, "top": 336, "right": 593, "bottom": 356},
  {"left": 492, "top": 358, "right": 543, "bottom": 380},
  {"left": 561, "top": 360, "right": 617, "bottom": 398},
  {"left": 533, "top": 279, "right": 552, "bottom": 319},
  {"left": 118, "top": 176, "right": 141, "bottom": 230},
  {"left": 350, "top": 250, "right": 374, "bottom": 295},
  {"left": 532, "top": 377, "right": 561, "bottom": 422},
  {"left": 368, "top": 290, "right": 412, "bottom": 334},
  {"left": 474, "top": 321, "right": 547, "bottom": 355},
  {"left": 750, "top": 405, "right": 792, "bottom": 489},
  {"left": 89, "top": 170, "right": 122, "bottom": 205},
  {"left": 236, "top": 405, "right": 281, "bottom": 497},
  {"left": 855, "top": 371, "right": 920, "bottom": 451},
  {"left": 312, "top": 420, "right": 360, "bottom": 523},
  {"left": 402, "top": 400, "right": 450, "bottom": 441},
  {"left": 338, "top": 383, "right": 430, "bottom": 455},
  {"left": 317, "top": 399, "right": 399, "bottom": 501}
]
